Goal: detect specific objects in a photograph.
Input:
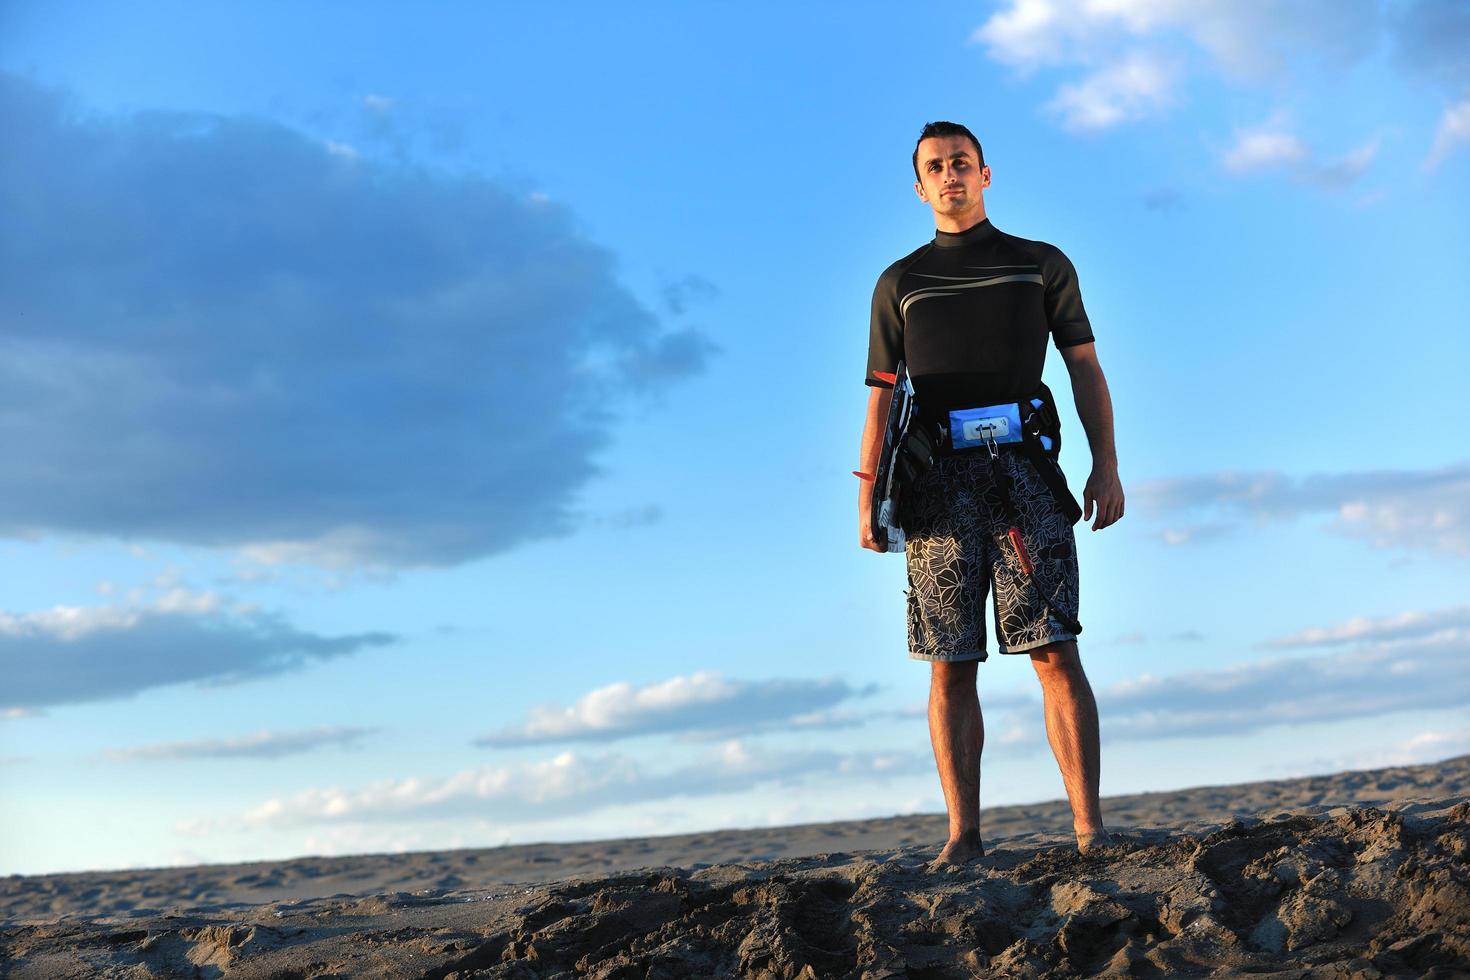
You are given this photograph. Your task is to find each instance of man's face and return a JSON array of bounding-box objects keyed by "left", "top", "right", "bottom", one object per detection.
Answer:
[{"left": 913, "top": 135, "right": 990, "bottom": 221}]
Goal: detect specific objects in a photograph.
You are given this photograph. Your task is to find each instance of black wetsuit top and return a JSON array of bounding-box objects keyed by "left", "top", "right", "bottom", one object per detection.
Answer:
[{"left": 865, "top": 218, "right": 1094, "bottom": 423}]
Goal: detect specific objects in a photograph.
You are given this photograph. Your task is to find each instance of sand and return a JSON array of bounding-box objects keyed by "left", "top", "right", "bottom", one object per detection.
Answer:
[{"left": 3, "top": 754, "right": 1467, "bottom": 978}]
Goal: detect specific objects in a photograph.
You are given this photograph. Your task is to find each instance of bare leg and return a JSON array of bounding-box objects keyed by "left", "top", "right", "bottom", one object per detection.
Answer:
[
  {"left": 927, "top": 658, "right": 985, "bottom": 867},
  {"left": 1030, "top": 641, "right": 1111, "bottom": 851}
]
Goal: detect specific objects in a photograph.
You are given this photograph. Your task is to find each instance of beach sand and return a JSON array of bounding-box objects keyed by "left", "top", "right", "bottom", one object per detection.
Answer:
[{"left": 3, "top": 753, "right": 1467, "bottom": 977}]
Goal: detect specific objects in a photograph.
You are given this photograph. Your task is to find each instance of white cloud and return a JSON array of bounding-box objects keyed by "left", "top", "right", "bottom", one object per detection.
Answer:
[
  {"left": 972, "top": 1, "right": 1382, "bottom": 140},
  {"left": 0, "top": 586, "right": 229, "bottom": 641},
  {"left": 973, "top": 0, "right": 1073, "bottom": 70},
  {"left": 0, "top": 590, "right": 229, "bottom": 643},
  {"left": 1331, "top": 469, "right": 1470, "bottom": 557},
  {"left": 1425, "top": 96, "right": 1470, "bottom": 168},
  {"left": 983, "top": 2, "right": 1462, "bottom": 182},
  {"left": 240, "top": 741, "right": 928, "bottom": 827},
  {"left": 0, "top": 603, "right": 142, "bottom": 641},
  {"left": 1222, "top": 120, "right": 1379, "bottom": 187},
  {"left": 975, "top": 0, "right": 1377, "bottom": 79},
  {"left": 1, "top": 585, "right": 394, "bottom": 710},
  {"left": 780, "top": 707, "right": 868, "bottom": 732},
  {"left": 1222, "top": 126, "right": 1308, "bottom": 172},
  {"left": 473, "top": 672, "right": 877, "bottom": 746},
  {"left": 1048, "top": 52, "right": 1178, "bottom": 132},
  {"left": 323, "top": 139, "right": 359, "bottom": 161},
  {"left": 1135, "top": 461, "right": 1470, "bottom": 557},
  {"left": 103, "top": 725, "right": 378, "bottom": 762},
  {"left": 1386, "top": 727, "right": 1470, "bottom": 763},
  {"left": 1265, "top": 606, "right": 1470, "bottom": 649},
  {"left": 153, "top": 587, "right": 222, "bottom": 615},
  {"left": 237, "top": 526, "right": 403, "bottom": 571},
  {"left": 1097, "top": 608, "right": 1470, "bottom": 740}
]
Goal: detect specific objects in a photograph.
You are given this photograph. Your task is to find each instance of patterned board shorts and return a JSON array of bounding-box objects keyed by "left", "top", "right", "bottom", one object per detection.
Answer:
[{"left": 901, "top": 451, "right": 1081, "bottom": 662}]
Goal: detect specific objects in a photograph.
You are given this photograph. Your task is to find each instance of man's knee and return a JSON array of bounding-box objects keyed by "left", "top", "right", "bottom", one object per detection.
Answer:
[
  {"left": 1030, "top": 641, "right": 1084, "bottom": 681},
  {"left": 931, "top": 658, "right": 979, "bottom": 692}
]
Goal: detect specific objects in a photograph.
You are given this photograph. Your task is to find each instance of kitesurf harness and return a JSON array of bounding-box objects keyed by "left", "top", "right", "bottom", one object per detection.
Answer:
[
  {"left": 932, "top": 382, "right": 1083, "bottom": 527},
  {"left": 857, "top": 378, "right": 1084, "bottom": 635}
]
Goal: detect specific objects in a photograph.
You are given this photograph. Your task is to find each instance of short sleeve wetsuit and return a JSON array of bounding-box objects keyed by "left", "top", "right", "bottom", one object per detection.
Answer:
[
  {"left": 867, "top": 217, "right": 1093, "bottom": 658},
  {"left": 865, "top": 218, "right": 1093, "bottom": 423}
]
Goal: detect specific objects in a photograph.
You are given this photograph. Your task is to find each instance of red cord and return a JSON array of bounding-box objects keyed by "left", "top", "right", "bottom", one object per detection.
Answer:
[{"left": 1007, "top": 527, "right": 1034, "bottom": 576}]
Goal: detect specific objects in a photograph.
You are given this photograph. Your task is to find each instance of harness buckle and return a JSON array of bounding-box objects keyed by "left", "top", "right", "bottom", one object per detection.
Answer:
[{"left": 979, "top": 424, "right": 1000, "bottom": 459}]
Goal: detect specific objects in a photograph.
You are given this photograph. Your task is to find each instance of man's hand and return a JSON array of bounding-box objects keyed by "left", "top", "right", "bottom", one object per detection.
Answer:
[
  {"left": 859, "top": 510, "right": 886, "bottom": 551},
  {"left": 1082, "top": 464, "right": 1124, "bottom": 531},
  {"left": 859, "top": 491, "right": 886, "bottom": 551}
]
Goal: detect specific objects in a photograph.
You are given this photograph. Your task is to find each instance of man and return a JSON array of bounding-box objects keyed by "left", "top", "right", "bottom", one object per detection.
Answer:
[{"left": 857, "top": 121, "right": 1123, "bottom": 865}]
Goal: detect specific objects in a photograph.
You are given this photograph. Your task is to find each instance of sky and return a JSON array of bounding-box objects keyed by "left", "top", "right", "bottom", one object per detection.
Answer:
[{"left": 1, "top": 0, "right": 1467, "bottom": 876}]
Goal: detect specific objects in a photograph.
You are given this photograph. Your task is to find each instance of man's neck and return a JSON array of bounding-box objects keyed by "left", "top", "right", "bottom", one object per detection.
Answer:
[{"left": 933, "top": 207, "right": 988, "bottom": 234}]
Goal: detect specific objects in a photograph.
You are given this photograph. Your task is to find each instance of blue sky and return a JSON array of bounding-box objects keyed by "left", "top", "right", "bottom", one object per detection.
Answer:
[{"left": 2, "top": 0, "right": 1467, "bottom": 875}]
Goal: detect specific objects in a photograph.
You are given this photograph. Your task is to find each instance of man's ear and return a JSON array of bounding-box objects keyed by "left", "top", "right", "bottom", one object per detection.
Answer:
[
  {"left": 914, "top": 180, "right": 928, "bottom": 201},
  {"left": 980, "top": 166, "right": 991, "bottom": 188}
]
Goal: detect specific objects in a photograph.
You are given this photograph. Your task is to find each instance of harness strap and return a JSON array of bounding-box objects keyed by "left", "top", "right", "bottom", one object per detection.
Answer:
[
  {"left": 1020, "top": 436, "right": 1083, "bottom": 525},
  {"left": 981, "top": 431, "right": 1083, "bottom": 638}
]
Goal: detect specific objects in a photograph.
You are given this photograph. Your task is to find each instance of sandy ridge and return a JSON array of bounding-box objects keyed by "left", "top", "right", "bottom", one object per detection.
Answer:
[{"left": 3, "top": 755, "right": 1468, "bottom": 978}]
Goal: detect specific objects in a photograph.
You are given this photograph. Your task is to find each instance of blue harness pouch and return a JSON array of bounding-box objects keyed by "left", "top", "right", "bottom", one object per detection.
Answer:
[{"left": 948, "top": 402, "right": 1024, "bottom": 451}]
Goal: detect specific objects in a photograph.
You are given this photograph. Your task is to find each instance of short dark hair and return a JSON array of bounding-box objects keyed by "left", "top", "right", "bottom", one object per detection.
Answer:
[{"left": 912, "top": 121, "right": 985, "bottom": 179}]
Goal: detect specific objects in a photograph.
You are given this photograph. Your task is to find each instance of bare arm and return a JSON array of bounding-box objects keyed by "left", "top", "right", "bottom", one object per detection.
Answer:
[
  {"left": 857, "top": 385, "right": 894, "bottom": 551},
  {"left": 1058, "top": 342, "right": 1123, "bottom": 531}
]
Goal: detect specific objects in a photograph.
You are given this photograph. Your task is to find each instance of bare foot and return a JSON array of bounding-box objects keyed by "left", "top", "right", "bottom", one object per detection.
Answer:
[
  {"left": 928, "top": 829, "right": 984, "bottom": 871},
  {"left": 1076, "top": 828, "right": 1114, "bottom": 853}
]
